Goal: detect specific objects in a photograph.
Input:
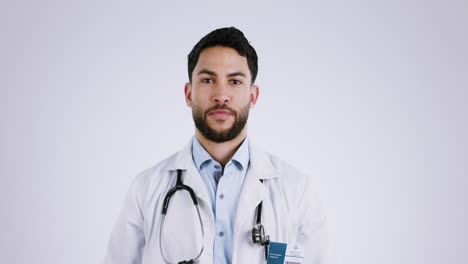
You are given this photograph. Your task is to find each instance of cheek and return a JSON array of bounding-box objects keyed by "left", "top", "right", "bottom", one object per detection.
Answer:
[
  {"left": 192, "top": 90, "right": 211, "bottom": 103},
  {"left": 242, "top": 93, "right": 253, "bottom": 103}
]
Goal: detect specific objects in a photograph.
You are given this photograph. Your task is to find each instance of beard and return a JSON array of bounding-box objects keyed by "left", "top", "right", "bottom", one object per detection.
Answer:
[{"left": 192, "top": 103, "right": 250, "bottom": 143}]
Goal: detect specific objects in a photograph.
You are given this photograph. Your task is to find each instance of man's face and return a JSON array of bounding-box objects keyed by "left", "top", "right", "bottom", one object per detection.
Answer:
[{"left": 184, "top": 46, "right": 259, "bottom": 143}]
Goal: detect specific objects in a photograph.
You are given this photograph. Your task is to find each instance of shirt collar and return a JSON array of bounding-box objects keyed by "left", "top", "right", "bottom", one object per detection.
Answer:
[
  {"left": 191, "top": 135, "right": 250, "bottom": 171},
  {"left": 192, "top": 136, "right": 213, "bottom": 169}
]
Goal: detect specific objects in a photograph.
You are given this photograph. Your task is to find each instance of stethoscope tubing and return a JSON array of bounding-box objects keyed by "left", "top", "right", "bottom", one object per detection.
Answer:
[
  {"left": 159, "top": 169, "right": 269, "bottom": 263},
  {"left": 159, "top": 170, "right": 205, "bottom": 264}
]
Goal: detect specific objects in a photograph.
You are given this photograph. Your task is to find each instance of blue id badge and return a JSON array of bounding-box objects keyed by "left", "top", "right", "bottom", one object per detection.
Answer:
[{"left": 267, "top": 242, "right": 304, "bottom": 264}]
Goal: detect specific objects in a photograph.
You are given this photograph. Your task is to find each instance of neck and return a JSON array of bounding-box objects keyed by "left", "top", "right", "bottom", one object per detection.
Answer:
[{"left": 195, "top": 128, "right": 247, "bottom": 167}]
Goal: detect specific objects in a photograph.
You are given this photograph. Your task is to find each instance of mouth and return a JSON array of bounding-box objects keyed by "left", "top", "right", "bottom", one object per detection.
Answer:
[{"left": 208, "top": 109, "right": 233, "bottom": 119}]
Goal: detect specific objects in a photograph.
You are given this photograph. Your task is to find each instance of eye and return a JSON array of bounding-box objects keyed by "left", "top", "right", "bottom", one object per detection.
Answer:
[
  {"left": 201, "top": 78, "right": 213, "bottom": 84},
  {"left": 230, "top": 79, "right": 242, "bottom": 85}
]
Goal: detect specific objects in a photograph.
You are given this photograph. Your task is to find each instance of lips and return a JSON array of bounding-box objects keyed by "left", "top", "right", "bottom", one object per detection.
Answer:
[{"left": 208, "top": 109, "right": 232, "bottom": 118}]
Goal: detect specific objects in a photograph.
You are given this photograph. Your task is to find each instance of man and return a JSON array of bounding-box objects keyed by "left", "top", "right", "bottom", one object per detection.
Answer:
[{"left": 104, "top": 27, "right": 328, "bottom": 264}]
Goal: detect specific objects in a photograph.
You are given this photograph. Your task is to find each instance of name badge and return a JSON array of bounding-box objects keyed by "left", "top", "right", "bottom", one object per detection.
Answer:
[{"left": 267, "top": 242, "right": 304, "bottom": 264}]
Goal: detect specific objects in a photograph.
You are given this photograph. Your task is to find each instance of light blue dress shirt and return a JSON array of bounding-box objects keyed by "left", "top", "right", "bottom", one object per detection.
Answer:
[{"left": 191, "top": 136, "right": 250, "bottom": 264}]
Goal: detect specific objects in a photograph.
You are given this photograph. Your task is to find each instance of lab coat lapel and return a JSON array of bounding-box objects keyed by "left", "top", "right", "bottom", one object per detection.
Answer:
[
  {"left": 236, "top": 142, "right": 279, "bottom": 221},
  {"left": 232, "top": 143, "right": 279, "bottom": 262},
  {"left": 234, "top": 168, "right": 269, "bottom": 227}
]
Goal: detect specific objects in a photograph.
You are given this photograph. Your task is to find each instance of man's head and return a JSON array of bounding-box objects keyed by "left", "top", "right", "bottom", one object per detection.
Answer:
[
  {"left": 187, "top": 27, "right": 258, "bottom": 84},
  {"left": 184, "top": 27, "right": 259, "bottom": 143}
]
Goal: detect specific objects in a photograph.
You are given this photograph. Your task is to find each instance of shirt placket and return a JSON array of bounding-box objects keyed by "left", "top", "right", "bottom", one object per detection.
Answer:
[{"left": 213, "top": 162, "right": 227, "bottom": 263}]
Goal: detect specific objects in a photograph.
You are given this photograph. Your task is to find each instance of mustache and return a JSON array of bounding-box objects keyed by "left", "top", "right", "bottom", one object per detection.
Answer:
[{"left": 205, "top": 105, "right": 237, "bottom": 117}]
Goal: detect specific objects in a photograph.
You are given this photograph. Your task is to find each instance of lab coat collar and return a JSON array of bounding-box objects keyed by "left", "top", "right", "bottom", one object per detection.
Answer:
[
  {"left": 248, "top": 140, "right": 279, "bottom": 180},
  {"left": 165, "top": 137, "right": 280, "bottom": 202},
  {"left": 166, "top": 137, "right": 279, "bottom": 178}
]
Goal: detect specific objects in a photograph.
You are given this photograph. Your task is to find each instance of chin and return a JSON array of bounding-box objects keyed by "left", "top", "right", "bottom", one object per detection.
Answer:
[
  {"left": 208, "top": 121, "right": 234, "bottom": 130},
  {"left": 211, "top": 126, "right": 233, "bottom": 134}
]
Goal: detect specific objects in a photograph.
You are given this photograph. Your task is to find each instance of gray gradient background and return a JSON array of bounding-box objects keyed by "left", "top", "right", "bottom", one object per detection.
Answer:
[{"left": 1, "top": 0, "right": 467, "bottom": 263}]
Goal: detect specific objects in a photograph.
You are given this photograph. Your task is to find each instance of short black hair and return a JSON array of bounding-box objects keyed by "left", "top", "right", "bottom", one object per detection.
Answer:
[{"left": 187, "top": 27, "right": 258, "bottom": 84}]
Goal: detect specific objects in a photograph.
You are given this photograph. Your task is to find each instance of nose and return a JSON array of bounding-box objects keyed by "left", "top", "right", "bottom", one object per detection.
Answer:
[{"left": 213, "top": 83, "right": 230, "bottom": 104}]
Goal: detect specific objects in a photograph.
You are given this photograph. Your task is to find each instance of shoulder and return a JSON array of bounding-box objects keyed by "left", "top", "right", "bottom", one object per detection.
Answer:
[
  {"left": 270, "top": 153, "right": 313, "bottom": 198},
  {"left": 262, "top": 150, "right": 327, "bottom": 227},
  {"left": 138, "top": 152, "right": 179, "bottom": 181},
  {"left": 270, "top": 153, "right": 308, "bottom": 183},
  {"left": 251, "top": 143, "right": 309, "bottom": 185},
  {"left": 251, "top": 144, "right": 317, "bottom": 204},
  {"left": 128, "top": 139, "right": 194, "bottom": 203},
  {"left": 128, "top": 151, "right": 180, "bottom": 203}
]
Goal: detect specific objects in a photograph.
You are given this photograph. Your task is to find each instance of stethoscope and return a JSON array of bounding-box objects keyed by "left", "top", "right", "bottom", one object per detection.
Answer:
[{"left": 160, "top": 169, "right": 270, "bottom": 264}]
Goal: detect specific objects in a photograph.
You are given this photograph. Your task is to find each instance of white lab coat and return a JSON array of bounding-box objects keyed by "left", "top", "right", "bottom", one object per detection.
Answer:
[{"left": 104, "top": 139, "right": 328, "bottom": 264}]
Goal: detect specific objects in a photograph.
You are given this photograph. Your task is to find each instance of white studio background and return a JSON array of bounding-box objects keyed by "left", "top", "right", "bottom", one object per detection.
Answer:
[{"left": 1, "top": 0, "right": 467, "bottom": 263}]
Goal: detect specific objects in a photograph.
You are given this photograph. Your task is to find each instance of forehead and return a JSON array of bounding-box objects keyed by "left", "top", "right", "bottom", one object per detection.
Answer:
[{"left": 194, "top": 46, "right": 250, "bottom": 76}]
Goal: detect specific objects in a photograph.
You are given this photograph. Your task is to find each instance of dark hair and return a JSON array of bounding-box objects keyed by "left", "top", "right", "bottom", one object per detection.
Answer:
[{"left": 187, "top": 27, "right": 258, "bottom": 84}]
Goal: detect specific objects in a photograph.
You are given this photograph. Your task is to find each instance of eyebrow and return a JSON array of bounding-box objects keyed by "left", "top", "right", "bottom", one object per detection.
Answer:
[
  {"left": 227, "top": 72, "right": 247, "bottom": 78},
  {"left": 197, "top": 69, "right": 217, "bottom": 76},
  {"left": 197, "top": 69, "right": 247, "bottom": 78}
]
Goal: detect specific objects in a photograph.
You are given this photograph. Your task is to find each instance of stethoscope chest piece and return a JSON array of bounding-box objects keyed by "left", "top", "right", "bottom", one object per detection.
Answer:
[
  {"left": 252, "top": 224, "right": 266, "bottom": 244},
  {"left": 251, "top": 200, "right": 270, "bottom": 260}
]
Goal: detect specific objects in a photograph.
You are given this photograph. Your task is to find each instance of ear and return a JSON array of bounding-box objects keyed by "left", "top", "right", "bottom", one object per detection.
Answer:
[
  {"left": 184, "top": 82, "right": 192, "bottom": 107},
  {"left": 249, "top": 84, "right": 259, "bottom": 108}
]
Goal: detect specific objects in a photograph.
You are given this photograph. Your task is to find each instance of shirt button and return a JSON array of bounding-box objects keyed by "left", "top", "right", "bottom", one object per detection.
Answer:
[
  {"left": 219, "top": 194, "right": 224, "bottom": 200},
  {"left": 218, "top": 231, "right": 224, "bottom": 237},
  {"left": 214, "top": 164, "right": 220, "bottom": 169}
]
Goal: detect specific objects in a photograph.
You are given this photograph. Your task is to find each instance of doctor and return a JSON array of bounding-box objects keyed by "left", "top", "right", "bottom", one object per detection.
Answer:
[{"left": 104, "top": 27, "right": 328, "bottom": 264}]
